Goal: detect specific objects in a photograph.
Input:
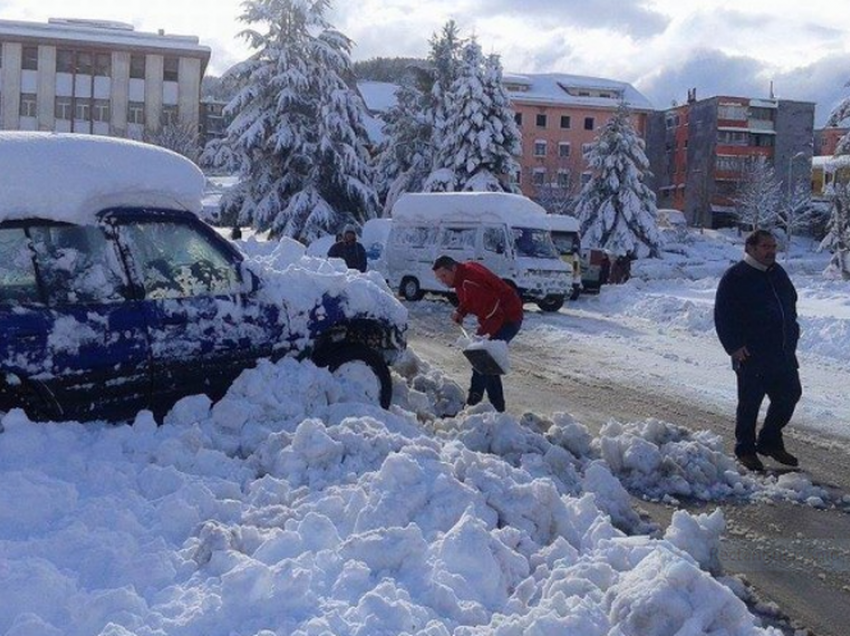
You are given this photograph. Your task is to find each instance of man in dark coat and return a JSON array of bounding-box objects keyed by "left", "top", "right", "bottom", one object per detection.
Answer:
[
  {"left": 714, "top": 229, "right": 802, "bottom": 472},
  {"left": 432, "top": 255, "right": 523, "bottom": 412},
  {"left": 328, "top": 225, "right": 367, "bottom": 273}
]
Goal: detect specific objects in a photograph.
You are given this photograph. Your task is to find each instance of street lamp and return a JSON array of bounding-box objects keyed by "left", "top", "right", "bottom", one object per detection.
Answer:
[
  {"left": 785, "top": 151, "right": 810, "bottom": 262},
  {"left": 787, "top": 151, "right": 808, "bottom": 200}
]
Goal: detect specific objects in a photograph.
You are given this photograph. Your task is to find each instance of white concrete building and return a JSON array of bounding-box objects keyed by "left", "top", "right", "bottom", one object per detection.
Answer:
[{"left": 0, "top": 18, "right": 210, "bottom": 139}]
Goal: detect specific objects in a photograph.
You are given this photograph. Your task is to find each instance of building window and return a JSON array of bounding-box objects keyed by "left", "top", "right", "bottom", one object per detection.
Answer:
[
  {"left": 580, "top": 172, "right": 592, "bottom": 186},
  {"left": 532, "top": 169, "right": 546, "bottom": 186},
  {"left": 163, "top": 56, "right": 179, "bottom": 82},
  {"left": 130, "top": 55, "right": 146, "bottom": 79},
  {"left": 584, "top": 117, "right": 594, "bottom": 131},
  {"left": 558, "top": 142, "right": 571, "bottom": 158},
  {"left": 581, "top": 143, "right": 593, "bottom": 156},
  {"left": 57, "top": 49, "right": 75, "bottom": 73},
  {"left": 93, "top": 99, "right": 110, "bottom": 122},
  {"left": 533, "top": 140, "right": 547, "bottom": 157},
  {"left": 560, "top": 115, "right": 571, "bottom": 129},
  {"left": 74, "top": 98, "right": 91, "bottom": 121},
  {"left": 22, "top": 46, "right": 38, "bottom": 71},
  {"left": 514, "top": 112, "right": 523, "bottom": 127},
  {"left": 128, "top": 101, "right": 145, "bottom": 125},
  {"left": 19, "top": 93, "right": 37, "bottom": 117},
  {"left": 514, "top": 169, "right": 522, "bottom": 185},
  {"left": 536, "top": 113, "right": 547, "bottom": 128},
  {"left": 557, "top": 170, "right": 570, "bottom": 188},
  {"left": 55, "top": 96, "right": 73, "bottom": 120},
  {"left": 76, "top": 52, "right": 94, "bottom": 75},
  {"left": 161, "top": 104, "right": 178, "bottom": 127},
  {"left": 94, "top": 53, "right": 111, "bottom": 77},
  {"left": 718, "top": 103, "right": 747, "bottom": 120}
]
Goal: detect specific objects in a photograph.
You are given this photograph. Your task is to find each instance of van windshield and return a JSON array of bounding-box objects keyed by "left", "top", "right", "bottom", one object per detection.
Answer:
[
  {"left": 513, "top": 228, "right": 559, "bottom": 259},
  {"left": 551, "top": 231, "right": 580, "bottom": 256}
]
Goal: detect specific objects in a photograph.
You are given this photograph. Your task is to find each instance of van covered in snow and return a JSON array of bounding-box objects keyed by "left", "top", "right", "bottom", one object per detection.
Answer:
[{"left": 385, "top": 192, "right": 571, "bottom": 312}]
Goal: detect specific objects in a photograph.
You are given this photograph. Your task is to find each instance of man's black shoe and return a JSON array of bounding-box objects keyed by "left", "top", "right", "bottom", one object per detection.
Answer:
[
  {"left": 737, "top": 453, "right": 765, "bottom": 472},
  {"left": 757, "top": 446, "right": 799, "bottom": 467},
  {"left": 466, "top": 392, "right": 483, "bottom": 407}
]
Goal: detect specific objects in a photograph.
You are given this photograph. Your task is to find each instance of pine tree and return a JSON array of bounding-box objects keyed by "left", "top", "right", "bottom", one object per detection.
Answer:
[
  {"left": 374, "top": 79, "right": 432, "bottom": 213},
  {"left": 424, "top": 39, "right": 521, "bottom": 192},
  {"left": 575, "top": 103, "right": 662, "bottom": 258},
  {"left": 201, "top": 0, "right": 377, "bottom": 241}
]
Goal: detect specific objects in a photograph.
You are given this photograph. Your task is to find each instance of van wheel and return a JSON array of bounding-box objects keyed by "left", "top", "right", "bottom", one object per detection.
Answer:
[
  {"left": 313, "top": 344, "right": 393, "bottom": 409},
  {"left": 400, "top": 277, "right": 424, "bottom": 301},
  {"left": 537, "top": 295, "right": 565, "bottom": 312}
]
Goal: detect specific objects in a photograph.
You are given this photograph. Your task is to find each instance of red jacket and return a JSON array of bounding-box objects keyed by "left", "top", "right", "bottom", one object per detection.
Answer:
[{"left": 453, "top": 262, "right": 523, "bottom": 336}]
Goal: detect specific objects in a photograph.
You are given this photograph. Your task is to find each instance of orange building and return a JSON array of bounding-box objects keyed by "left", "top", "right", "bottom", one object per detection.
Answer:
[{"left": 503, "top": 73, "right": 653, "bottom": 204}]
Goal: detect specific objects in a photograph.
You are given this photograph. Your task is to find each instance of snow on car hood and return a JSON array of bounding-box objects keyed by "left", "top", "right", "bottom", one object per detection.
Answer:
[
  {"left": 0, "top": 132, "right": 205, "bottom": 224},
  {"left": 241, "top": 236, "right": 408, "bottom": 341}
]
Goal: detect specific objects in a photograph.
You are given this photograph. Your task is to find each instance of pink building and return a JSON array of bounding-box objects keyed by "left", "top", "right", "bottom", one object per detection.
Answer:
[{"left": 503, "top": 73, "right": 653, "bottom": 204}]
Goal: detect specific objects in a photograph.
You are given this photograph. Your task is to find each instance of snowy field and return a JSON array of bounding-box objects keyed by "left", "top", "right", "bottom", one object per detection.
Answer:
[{"left": 2, "top": 228, "right": 848, "bottom": 635}]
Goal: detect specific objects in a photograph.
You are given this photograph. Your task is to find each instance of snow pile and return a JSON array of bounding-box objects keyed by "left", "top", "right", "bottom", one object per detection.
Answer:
[
  {"left": 238, "top": 235, "right": 408, "bottom": 343},
  {"left": 0, "top": 354, "right": 783, "bottom": 636},
  {"left": 595, "top": 418, "right": 841, "bottom": 508}
]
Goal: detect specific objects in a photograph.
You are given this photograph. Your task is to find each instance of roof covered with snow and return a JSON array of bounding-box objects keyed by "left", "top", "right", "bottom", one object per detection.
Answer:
[
  {"left": 0, "top": 18, "right": 210, "bottom": 57},
  {"left": 503, "top": 72, "right": 654, "bottom": 111},
  {"left": 545, "top": 214, "right": 580, "bottom": 233},
  {"left": 391, "top": 192, "right": 551, "bottom": 228},
  {"left": 0, "top": 132, "right": 206, "bottom": 225},
  {"left": 357, "top": 81, "right": 399, "bottom": 114}
]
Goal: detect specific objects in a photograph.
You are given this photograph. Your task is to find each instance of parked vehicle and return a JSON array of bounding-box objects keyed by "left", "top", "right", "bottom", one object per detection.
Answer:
[
  {"left": 545, "top": 214, "right": 583, "bottom": 300},
  {"left": 578, "top": 248, "right": 611, "bottom": 293},
  {"left": 385, "top": 192, "right": 571, "bottom": 312},
  {"left": 0, "top": 133, "right": 406, "bottom": 421}
]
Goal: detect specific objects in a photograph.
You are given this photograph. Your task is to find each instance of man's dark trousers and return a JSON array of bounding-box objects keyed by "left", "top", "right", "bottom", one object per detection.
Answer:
[
  {"left": 735, "top": 363, "right": 802, "bottom": 457},
  {"left": 468, "top": 321, "right": 522, "bottom": 412}
]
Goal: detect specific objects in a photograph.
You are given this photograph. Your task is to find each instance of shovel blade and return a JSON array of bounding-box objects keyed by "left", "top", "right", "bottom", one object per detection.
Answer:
[{"left": 462, "top": 348, "right": 505, "bottom": 375}]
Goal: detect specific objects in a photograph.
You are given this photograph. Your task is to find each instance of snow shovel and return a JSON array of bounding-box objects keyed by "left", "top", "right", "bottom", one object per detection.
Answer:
[{"left": 459, "top": 326, "right": 508, "bottom": 376}]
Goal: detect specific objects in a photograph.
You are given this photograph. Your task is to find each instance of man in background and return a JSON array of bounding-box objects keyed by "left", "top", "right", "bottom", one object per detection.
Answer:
[
  {"left": 328, "top": 225, "right": 367, "bottom": 273},
  {"left": 714, "top": 229, "right": 802, "bottom": 472},
  {"left": 432, "top": 255, "right": 523, "bottom": 412}
]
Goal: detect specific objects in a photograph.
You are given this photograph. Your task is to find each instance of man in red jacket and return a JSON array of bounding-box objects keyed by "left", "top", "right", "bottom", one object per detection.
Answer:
[{"left": 432, "top": 255, "right": 523, "bottom": 412}]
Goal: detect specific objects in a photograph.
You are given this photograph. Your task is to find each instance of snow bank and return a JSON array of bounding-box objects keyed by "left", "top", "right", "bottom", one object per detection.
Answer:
[{"left": 0, "top": 352, "right": 784, "bottom": 636}]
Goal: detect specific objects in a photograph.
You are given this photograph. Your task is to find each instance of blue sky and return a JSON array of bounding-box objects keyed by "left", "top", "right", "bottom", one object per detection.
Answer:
[{"left": 3, "top": 0, "right": 849, "bottom": 125}]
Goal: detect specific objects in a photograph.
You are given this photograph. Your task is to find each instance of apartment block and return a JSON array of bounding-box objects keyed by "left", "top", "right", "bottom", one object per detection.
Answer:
[
  {"left": 504, "top": 73, "right": 654, "bottom": 202},
  {"left": 647, "top": 92, "right": 815, "bottom": 228},
  {"left": 0, "top": 17, "right": 210, "bottom": 139}
]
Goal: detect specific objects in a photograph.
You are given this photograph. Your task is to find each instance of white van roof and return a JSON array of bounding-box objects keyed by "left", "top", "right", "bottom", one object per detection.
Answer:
[
  {"left": 545, "top": 214, "right": 580, "bottom": 233},
  {"left": 392, "top": 192, "right": 551, "bottom": 228},
  {"left": 0, "top": 131, "right": 205, "bottom": 225}
]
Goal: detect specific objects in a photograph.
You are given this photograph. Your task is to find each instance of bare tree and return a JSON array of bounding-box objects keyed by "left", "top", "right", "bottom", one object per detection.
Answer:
[{"left": 732, "top": 155, "right": 781, "bottom": 231}]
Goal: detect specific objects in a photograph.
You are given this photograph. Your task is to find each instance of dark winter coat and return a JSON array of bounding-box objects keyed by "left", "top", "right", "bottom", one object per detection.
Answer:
[
  {"left": 714, "top": 259, "right": 800, "bottom": 371},
  {"left": 453, "top": 262, "right": 523, "bottom": 337},
  {"left": 328, "top": 240, "right": 367, "bottom": 273}
]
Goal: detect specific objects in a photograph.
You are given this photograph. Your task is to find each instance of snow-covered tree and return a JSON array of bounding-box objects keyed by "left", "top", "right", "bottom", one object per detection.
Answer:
[
  {"left": 820, "top": 84, "right": 850, "bottom": 278},
  {"left": 202, "top": 0, "right": 377, "bottom": 241},
  {"left": 732, "top": 155, "right": 782, "bottom": 231},
  {"left": 427, "top": 21, "right": 464, "bottom": 159},
  {"left": 373, "top": 78, "right": 432, "bottom": 213},
  {"left": 575, "top": 103, "right": 662, "bottom": 258},
  {"left": 424, "top": 40, "right": 521, "bottom": 192},
  {"left": 778, "top": 181, "right": 817, "bottom": 258},
  {"left": 145, "top": 121, "right": 201, "bottom": 163}
]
